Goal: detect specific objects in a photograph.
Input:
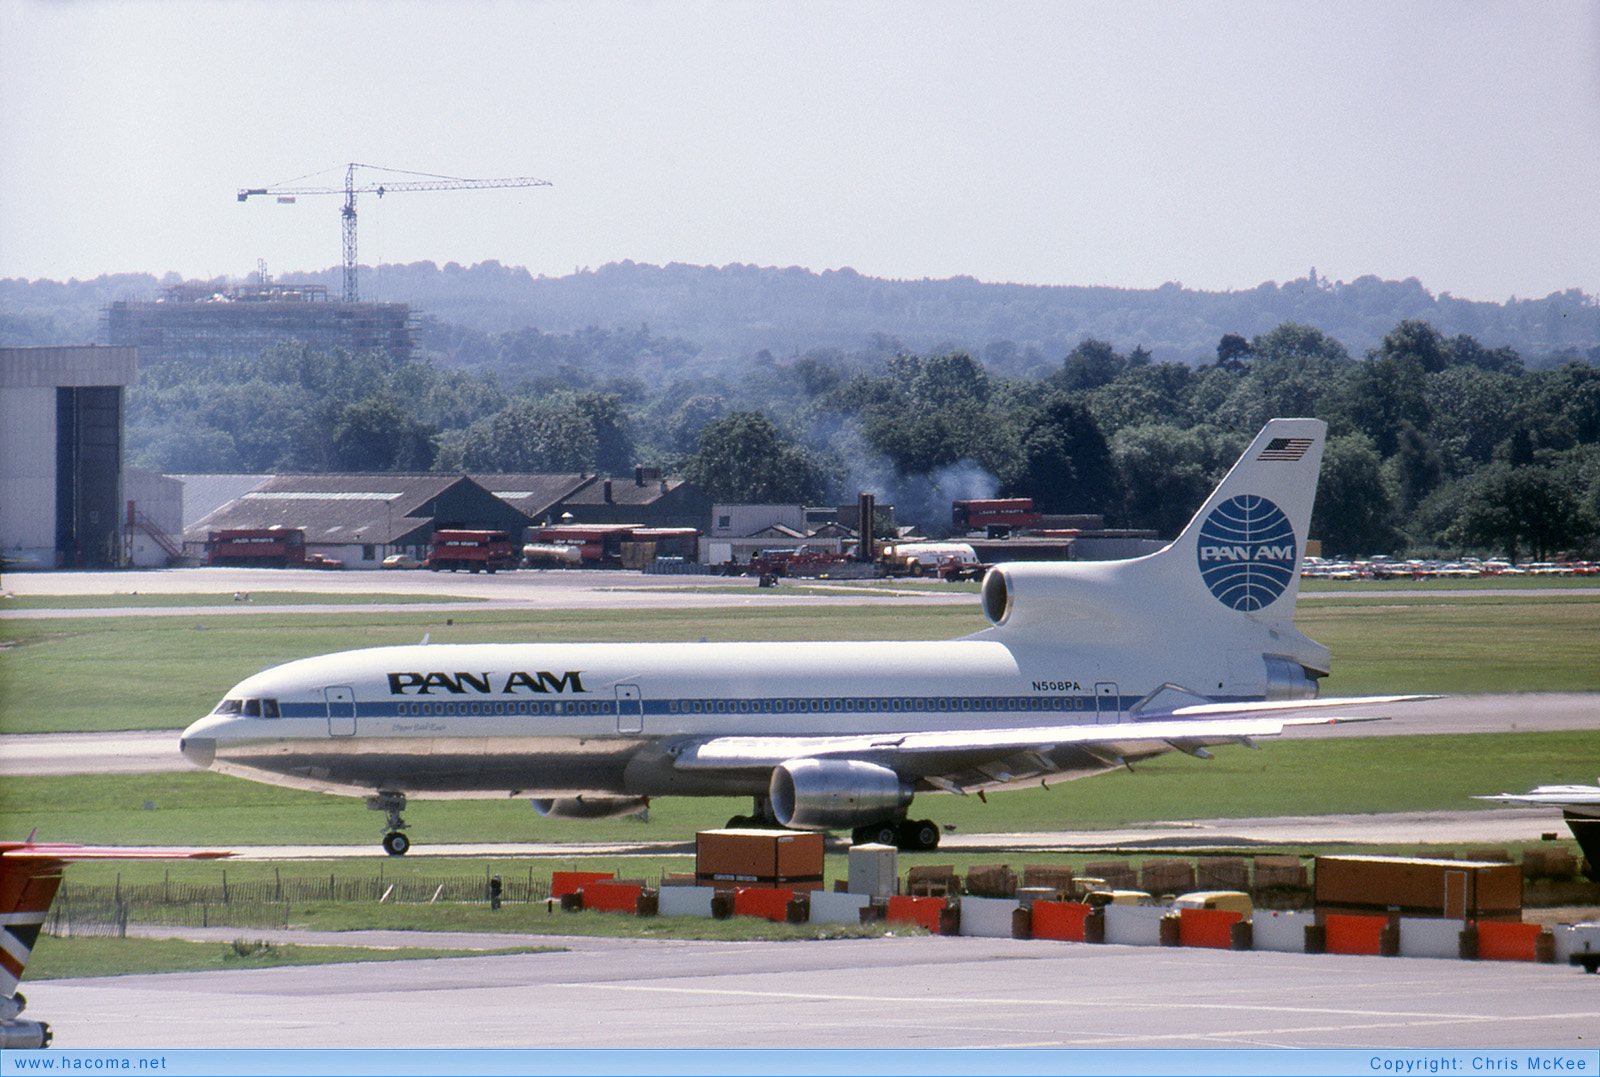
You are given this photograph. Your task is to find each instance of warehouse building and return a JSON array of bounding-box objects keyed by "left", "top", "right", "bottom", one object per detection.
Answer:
[{"left": 188, "top": 474, "right": 533, "bottom": 568}]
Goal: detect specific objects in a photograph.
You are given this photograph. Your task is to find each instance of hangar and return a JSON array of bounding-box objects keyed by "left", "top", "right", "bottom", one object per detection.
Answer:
[{"left": 0, "top": 346, "right": 138, "bottom": 569}]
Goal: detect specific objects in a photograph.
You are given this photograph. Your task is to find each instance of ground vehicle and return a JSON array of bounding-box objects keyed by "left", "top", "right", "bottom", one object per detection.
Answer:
[
  {"left": 879, "top": 542, "right": 980, "bottom": 578},
  {"left": 302, "top": 553, "right": 345, "bottom": 569},
  {"left": 205, "top": 528, "right": 306, "bottom": 568},
  {"left": 1172, "top": 891, "right": 1253, "bottom": 918},
  {"left": 428, "top": 530, "right": 517, "bottom": 573},
  {"left": 952, "top": 498, "right": 1042, "bottom": 534},
  {"left": 1083, "top": 889, "right": 1157, "bottom": 908},
  {"left": 381, "top": 554, "right": 422, "bottom": 569},
  {"left": 747, "top": 545, "right": 848, "bottom": 577}
]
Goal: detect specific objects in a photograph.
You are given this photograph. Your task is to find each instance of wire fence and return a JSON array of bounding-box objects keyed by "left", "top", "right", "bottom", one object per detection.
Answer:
[{"left": 49, "top": 869, "right": 555, "bottom": 937}]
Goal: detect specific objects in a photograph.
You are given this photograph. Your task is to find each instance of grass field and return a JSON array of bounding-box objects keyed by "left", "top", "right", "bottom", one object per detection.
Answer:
[
  {"left": 3, "top": 587, "right": 1598, "bottom": 735},
  {"left": 3, "top": 580, "right": 1596, "bottom": 976},
  {"left": 6, "top": 729, "right": 1597, "bottom": 849}
]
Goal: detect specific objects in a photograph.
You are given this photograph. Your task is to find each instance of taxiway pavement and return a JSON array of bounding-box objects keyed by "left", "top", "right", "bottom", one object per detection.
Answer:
[{"left": 24, "top": 932, "right": 1600, "bottom": 1050}]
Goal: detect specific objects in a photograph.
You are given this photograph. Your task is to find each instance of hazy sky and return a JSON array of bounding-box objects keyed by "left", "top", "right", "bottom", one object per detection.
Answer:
[{"left": 3, "top": 0, "right": 1597, "bottom": 302}]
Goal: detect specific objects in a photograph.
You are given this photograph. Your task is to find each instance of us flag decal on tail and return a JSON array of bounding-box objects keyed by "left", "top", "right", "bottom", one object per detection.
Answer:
[{"left": 1258, "top": 437, "right": 1314, "bottom": 461}]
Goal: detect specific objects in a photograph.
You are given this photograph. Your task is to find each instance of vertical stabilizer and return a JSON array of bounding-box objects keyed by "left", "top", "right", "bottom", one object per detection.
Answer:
[
  {"left": 0, "top": 863, "right": 61, "bottom": 998},
  {"left": 1166, "top": 418, "right": 1326, "bottom": 619}
]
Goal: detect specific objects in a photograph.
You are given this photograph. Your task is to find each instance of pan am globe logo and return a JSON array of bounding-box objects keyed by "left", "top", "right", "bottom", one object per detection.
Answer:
[{"left": 1196, "top": 495, "right": 1297, "bottom": 611}]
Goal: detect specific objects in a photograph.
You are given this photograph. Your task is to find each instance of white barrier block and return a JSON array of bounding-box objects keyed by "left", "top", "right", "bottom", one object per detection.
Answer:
[
  {"left": 959, "top": 896, "right": 1020, "bottom": 938},
  {"left": 1103, "top": 904, "right": 1166, "bottom": 946},
  {"left": 808, "top": 891, "right": 871, "bottom": 925},
  {"left": 1398, "top": 917, "right": 1463, "bottom": 960},
  {"left": 1553, "top": 923, "right": 1600, "bottom": 963},
  {"left": 657, "top": 885, "right": 716, "bottom": 918},
  {"left": 1253, "top": 910, "right": 1314, "bottom": 953}
]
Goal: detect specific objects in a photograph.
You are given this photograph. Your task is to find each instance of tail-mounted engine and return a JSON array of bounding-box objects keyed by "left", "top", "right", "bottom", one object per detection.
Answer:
[{"left": 769, "top": 757, "right": 913, "bottom": 830}]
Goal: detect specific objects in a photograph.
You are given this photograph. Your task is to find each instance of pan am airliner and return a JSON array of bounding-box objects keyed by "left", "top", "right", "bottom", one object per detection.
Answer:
[{"left": 180, "top": 418, "right": 1425, "bottom": 853}]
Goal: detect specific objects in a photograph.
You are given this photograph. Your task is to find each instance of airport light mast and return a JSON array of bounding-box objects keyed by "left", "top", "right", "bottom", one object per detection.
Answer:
[{"left": 238, "top": 163, "right": 551, "bottom": 302}]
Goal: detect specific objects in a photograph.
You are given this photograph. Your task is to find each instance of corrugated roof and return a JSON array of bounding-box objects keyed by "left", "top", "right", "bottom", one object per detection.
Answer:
[
  {"left": 562, "top": 476, "right": 688, "bottom": 507},
  {"left": 185, "top": 474, "right": 488, "bottom": 545},
  {"left": 470, "top": 473, "right": 595, "bottom": 518}
]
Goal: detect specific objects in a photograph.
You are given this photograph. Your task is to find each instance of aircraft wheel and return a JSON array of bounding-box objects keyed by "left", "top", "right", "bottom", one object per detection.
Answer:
[
  {"left": 382, "top": 831, "right": 410, "bottom": 856},
  {"left": 905, "top": 819, "right": 941, "bottom": 851},
  {"left": 853, "top": 822, "right": 900, "bottom": 846}
]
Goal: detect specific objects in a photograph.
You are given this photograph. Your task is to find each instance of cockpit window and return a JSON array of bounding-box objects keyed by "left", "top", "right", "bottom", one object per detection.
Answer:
[
  {"left": 262, "top": 698, "right": 280, "bottom": 718},
  {"left": 212, "top": 698, "right": 243, "bottom": 715},
  {"left": 243, "top": 699, "right": 261, "bottom": 717}
]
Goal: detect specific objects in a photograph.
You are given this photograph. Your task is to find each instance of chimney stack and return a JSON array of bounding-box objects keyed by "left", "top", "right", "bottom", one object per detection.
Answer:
[
  {"left": 857, "top": 493, "right": 876, "bottom": 562},
  {"left": 603, "top": 479, "right": 613, "bottom": 504}
]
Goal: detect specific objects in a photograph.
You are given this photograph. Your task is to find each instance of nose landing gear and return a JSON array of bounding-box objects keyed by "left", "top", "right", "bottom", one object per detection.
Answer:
[{"left": 368, "top": 791, "right": 410, "bottom": 856}]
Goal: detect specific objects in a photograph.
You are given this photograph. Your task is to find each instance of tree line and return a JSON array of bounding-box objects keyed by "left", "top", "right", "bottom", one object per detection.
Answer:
[{"left": 125, "top": 316, "right": 1600, "bottom": 562}]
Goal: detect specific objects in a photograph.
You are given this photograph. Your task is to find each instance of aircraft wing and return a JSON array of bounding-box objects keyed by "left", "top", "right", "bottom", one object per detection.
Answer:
[
  {"left": 671, "top": 695, "right": 1428, "bottom": 793},
  {"left": 1475, "top": 784, "right": 1600, "bottom": 819}
]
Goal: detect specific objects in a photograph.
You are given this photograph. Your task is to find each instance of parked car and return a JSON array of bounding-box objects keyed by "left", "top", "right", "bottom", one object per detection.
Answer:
[
  {"left": 382, "top": 554, "right": 422, "bottom": 569},
  {"left": 303, "top": 553, "right": 345, "bottom": 569}
]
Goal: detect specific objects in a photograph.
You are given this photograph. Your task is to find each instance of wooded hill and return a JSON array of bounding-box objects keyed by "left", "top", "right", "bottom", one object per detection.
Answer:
[{"left": 3, "top": 261, "right": 1598, "bottom": 374}]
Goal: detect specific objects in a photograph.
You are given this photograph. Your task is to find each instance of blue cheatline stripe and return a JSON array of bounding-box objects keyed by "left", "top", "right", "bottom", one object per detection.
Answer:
[{"left": 262, "top": 693, "right": 1260, "bottom": 722}]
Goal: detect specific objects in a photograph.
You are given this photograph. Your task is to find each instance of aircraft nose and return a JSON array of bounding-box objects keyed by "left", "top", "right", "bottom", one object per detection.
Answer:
[{"left": 179, "top": 735, "right": 215, "bottom": 769}]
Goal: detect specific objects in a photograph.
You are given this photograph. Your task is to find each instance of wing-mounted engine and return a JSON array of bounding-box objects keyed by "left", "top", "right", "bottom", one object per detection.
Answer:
[
  {"left": 769, "top": 758, "right": 913, "bottom": 830},
  {"left": 530, "top": 796, "right": 649, "bottom": 820}
]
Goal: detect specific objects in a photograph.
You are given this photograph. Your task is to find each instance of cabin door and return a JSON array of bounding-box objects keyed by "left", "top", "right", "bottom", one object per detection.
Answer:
[
  {"left": 1094, "top": 682, "right": 1120, "bottom": 724},
  {"left": 326, "top": 686, "right": 356, "bottom": 737},
  {"left": 616, "top": 684, "right": 643, "bottom": 734}
]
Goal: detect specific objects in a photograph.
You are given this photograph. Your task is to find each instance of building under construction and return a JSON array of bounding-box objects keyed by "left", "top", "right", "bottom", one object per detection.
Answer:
[{"left": 102, "top": 277, "right": 416, "bottom": 365}]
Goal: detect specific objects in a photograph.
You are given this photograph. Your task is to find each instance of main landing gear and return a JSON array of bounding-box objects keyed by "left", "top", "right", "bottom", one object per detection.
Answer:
[
  {"left": 368, "top": 791, "right": 410, "bottom": 856},
  {"left": 725, "top": 795, "right": 779, "bottom": 830},
  {"left": 721, "top": 797, "right": 942, "bottom": 851},
  {"left": 852, "top": 818, "right": 941, "bottom": 852}
]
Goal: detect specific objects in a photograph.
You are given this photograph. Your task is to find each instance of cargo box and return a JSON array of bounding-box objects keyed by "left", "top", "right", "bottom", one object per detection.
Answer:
[
  {"left": 1314, "top": 855, "right": 1521, "bottom": 922},
  {"left": 1253, "top": 855, "right": 1309, "bottom": 889},
  {"left": 694, "top": 829, "right": 824, "bottom": 890}
]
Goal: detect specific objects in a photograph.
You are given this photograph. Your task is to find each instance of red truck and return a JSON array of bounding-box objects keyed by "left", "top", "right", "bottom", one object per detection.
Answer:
[
  {"left": 747, "top": 545, "right": 848, "bottom": 578},
  {"left": 205, "top": 528, "right": 306, "bottom": 567},
  {"left": 428, "top": 530, "right": 517, "bottom": 573}
]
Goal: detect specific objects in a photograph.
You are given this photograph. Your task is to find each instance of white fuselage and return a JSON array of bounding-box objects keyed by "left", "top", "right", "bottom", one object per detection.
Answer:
[{"left": 179, "top": 636, "right": 1170, "bottom": 800}]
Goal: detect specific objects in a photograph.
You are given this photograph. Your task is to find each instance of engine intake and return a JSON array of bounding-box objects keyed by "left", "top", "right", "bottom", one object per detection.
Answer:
[
  {"left": 530, "top": 796, "right": 649, "bottom": 820},
  {"left": 769, "top": 757, "right": 913, "bottom": 830}
]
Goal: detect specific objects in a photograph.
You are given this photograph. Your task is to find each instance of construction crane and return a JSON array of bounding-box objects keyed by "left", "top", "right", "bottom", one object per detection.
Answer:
[{"left": 238, "top": 163, "right": 551, "bottom": 302}]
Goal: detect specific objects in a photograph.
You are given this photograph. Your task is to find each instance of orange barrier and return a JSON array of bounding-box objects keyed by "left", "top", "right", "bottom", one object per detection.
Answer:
[
  {"left": 552, "top": 870, "right": 613, "bottom": 898},
  {"left": 1476, "top": 921, "right": 1542, "bottom": 962},
  {"left": 1178, "top": 908, "right": 1243, "bottom": 949},
  {"left": 734, "top": 886, "right": 794, "bottom": 922},
  {"left": 887, "top": 894, "right": 947, "bottom": 933},
  {"left": 583, "top": 881, "right": 642, "bottom": 914},
  {"left": 1031, "top": 900, "right": 1092, "bottom": 942},
  {"left": 1324, "top": 914, "right": 1386, "bottom": 955}
]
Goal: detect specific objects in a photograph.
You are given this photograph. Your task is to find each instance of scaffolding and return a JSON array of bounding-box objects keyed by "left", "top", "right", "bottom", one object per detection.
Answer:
[{"left": 102, "top": 279, "right": 417, "bottom": 365}]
